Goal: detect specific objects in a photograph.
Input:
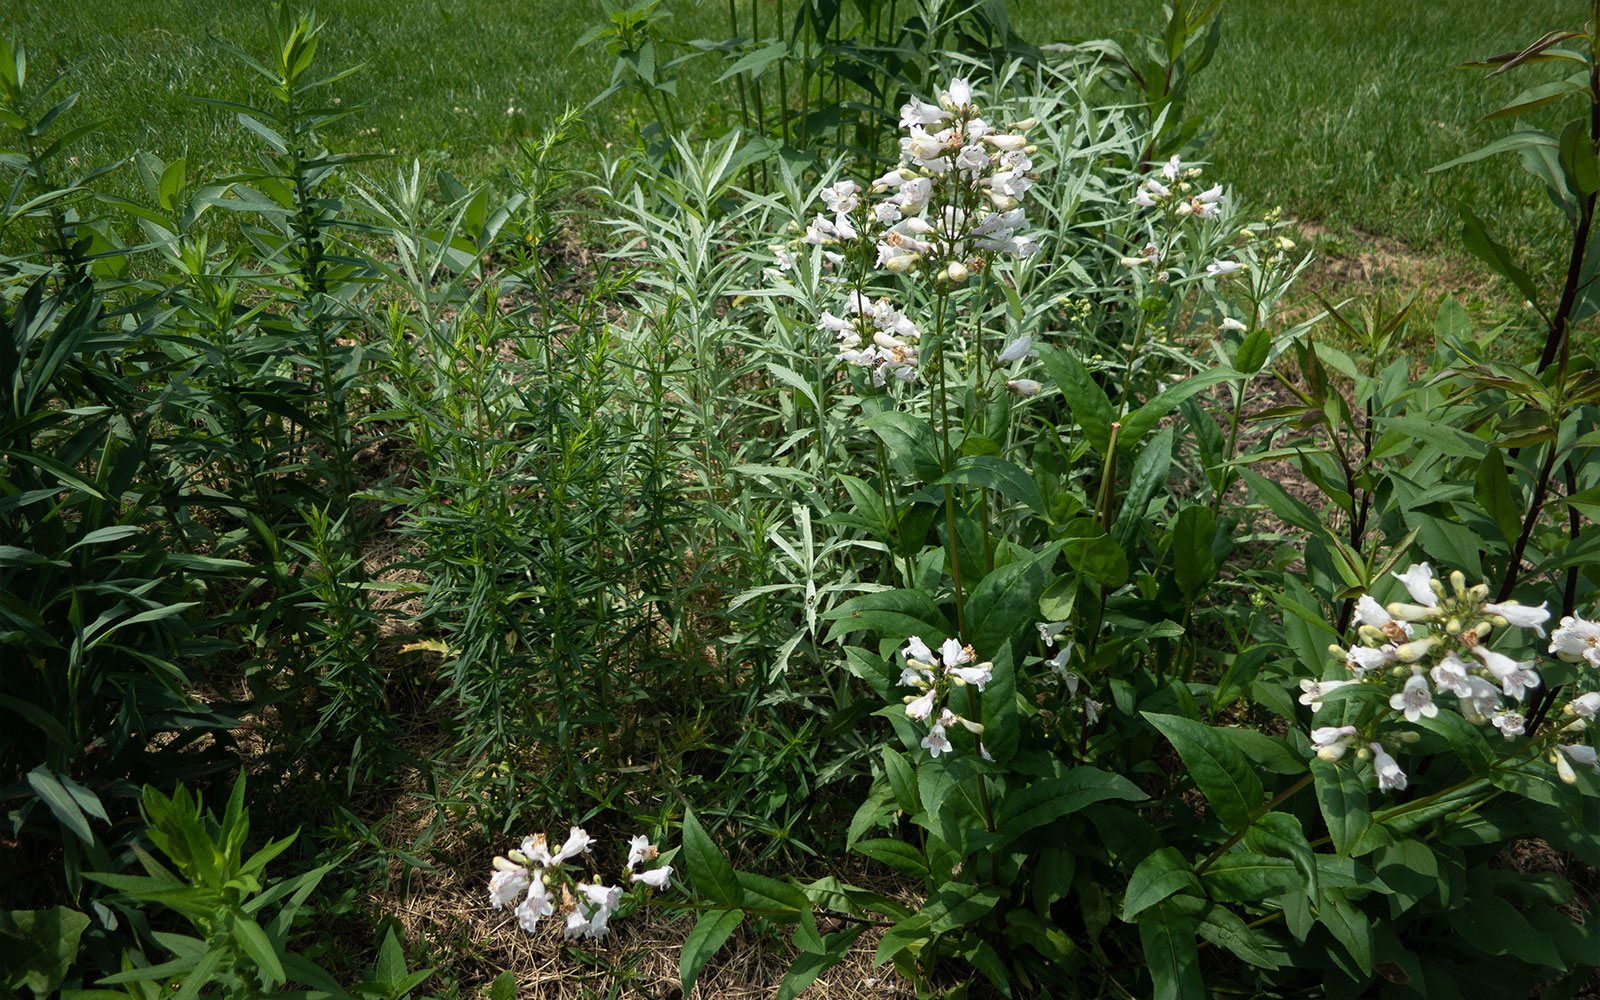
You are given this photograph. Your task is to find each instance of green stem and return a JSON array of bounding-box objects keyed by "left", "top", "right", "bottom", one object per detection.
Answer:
[{"left": 1194, "top": 773, "right": 1313, "bottom": 875}]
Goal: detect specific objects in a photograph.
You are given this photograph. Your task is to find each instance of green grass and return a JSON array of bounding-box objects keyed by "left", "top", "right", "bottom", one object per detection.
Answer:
[{"left": 2, "top": 0, "right": 1585, "bottom": 279}]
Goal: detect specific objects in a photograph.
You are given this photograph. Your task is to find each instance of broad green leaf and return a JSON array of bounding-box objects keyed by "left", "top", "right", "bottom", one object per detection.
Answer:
[
  {"left": 1318, "top": 887, "right": 1373, "bottom": 975},
  {"left": 1484, "top": 75, "right": 1586, "bottom": 121},
  {"left": 966, "top": 545, "right": 1054, "bottom": 658},
  {"left": 681, "top": 809, "right": 741, "bottom": 907},
  {"left": 852, "top": 839, "right": 927, "bottom": 877},
  {"left": 1122, "top": 847, "right": 1201, "bottom": 921},
  {"left": 1457, "top": 202, "right": 1543, "bottom": 308},
  {"left": 1431, "top": 128, "right": 1558, "bottom": 173},
  {"left": 26, "top": 767, "right": 94, "bottom": 845},
  {"left": 996, "top": 767, "right": 1146, "bottom": 837},
  {"left": 680, "top": 908, "right": 743, "bottom": 996},
  {"left": 1112, "top": 427, "right": 1173, "bottom": 555},
  {"left": 231, "top": 916, "right": 284, "bottom": 988},
  {"left": 1138, "top": 902, "right": 1204, "bottom": 1000},
  {"left": 1143, "top": 714, "right": 1263, "bottom": 833},
  {"left": 1475, "top": 448, "right": 1522, "bottom": 546},
  {"left": 1, "top": 907, "right": 90, "bottom": 995},
  {"left": 1311, "top": 757, "right": 1372, "bottom": 857},
  {"left": 1118, "top": 370, "right": 1237, "bottom": 454},
  {"left": 1200, "top": 852, "right": 1307, "bottom": 901},
  {"left": 881, "top": 748, "right": 919, "bottom": 815},
  {"left": 489, "top": 970, "right": 516, "bottom": 1000},
  {"left": 1235, "top": 327, "right": 1270, "bottom": 374},
  {"left": 1169, "top": 505, "right": 1216, "bottom": 601},
  {"left": 938, "top": 455, "right": 1044, "bottom": 513},
  {"left": 1037, "top": 344, "right": 1112, "bottom": 454},
  {"left": 865, "top": 410, "right": 943, "bottom": 481},
  {"left": 823, "top": 588, "right": 950, "bottom": 645}
]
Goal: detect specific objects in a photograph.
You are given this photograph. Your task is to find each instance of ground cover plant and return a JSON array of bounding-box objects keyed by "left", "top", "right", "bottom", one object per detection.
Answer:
[{"left": 2, "top": 1, "right": 1598, "bottom": 999}]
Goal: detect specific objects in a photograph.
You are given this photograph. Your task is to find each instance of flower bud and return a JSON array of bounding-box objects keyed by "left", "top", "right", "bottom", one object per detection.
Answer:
[
  {"left": 944, "top": 261, "right": 969, "bottom": 284},
  {"left": 1468, "top": 584, "right": 1489, "bottom": 603},
  {"left": 1394, "top": 636, "right": 1439, "bottom": 662},
  {"left": 1397, "top": 730, "right": 1421, "bottom": 744},
  {"left": 1445, "top": 618, "right": 1461, "bottom": 634},
  {"left": 1449, "top": 570, "right": 1467, "bottom": 596},
  {"left": 1356, "top": 747, "right": 1372, "bottom": 761}
]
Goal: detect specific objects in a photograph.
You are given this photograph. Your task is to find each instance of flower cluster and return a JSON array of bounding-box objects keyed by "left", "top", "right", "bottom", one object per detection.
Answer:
[
  {"left": 821, "top": 290, "right": 923, "bottom": 386},
  {"left": 487, "top": 826, "right": 673, "bottom": 939},
  {"left": 1302, "top": 563, "right": 1599, "bottom": 791},
  {"left": 1123, "top": 155, "right": 1241, "bottom": 280},
  {"left": 899, "top": 636, "right": 993, "bottom": 759}
]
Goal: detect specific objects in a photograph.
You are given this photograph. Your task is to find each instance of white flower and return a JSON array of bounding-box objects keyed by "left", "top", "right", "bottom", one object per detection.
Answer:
[
  {"left": 982, "top": 133, "right": 1027, "bottom": 152},
  {"left": 632, "top": 865, "right": 673, "bottom": 889},
  {"left": 1389, "top": 670, "right": 1438, "bottom": 723},
  {"left": 979, "top": 742, "right": 993, "bottom": 762},
  {"left": 948, "top": 661, "right": 993, "bottom": 690},
  {"left": 1471, "top": 645, "right": 1541, "bottom": 701},
  {"left": 997, "top": 336, "right": 1037, "bottom": 364},
  {"left": 1392, "top": 564, "right": 1442, "bottom": 608},
  {"left": 820, "top": 180, "right": 862, "bottom": 215},
  {"left": 1370, "top": 743, "right": 1408, "bottom": 792},
  {"left": 899, "top": 97, "right": 950, "bottom": 129},
  {"left": 1570, "top": 692, "right": 1600, "bottom": 720},
  {"left": 1298, "top": 677, "right": 1353, "bottom": 711},
  {"left": 1311, "top": 725, "right": 1359, "bottom": 761},
  {"left": 550, "top": 826, "right": 594, "bottom": 865},
  {"left": 1084, "top": 698, "right": 1104, "bottom": 725},
  {"left": 1458, "top": 676, "right": 1501, "bottom": 723},
  {"left": 1205, "top": 260, "right": 1244, "bottom": 277},
  {"left": 1490, "top": 709, "right": 1526, "bottom": 738},
  {"left": 573, "top": 884, "right": 624, "bottom": 939},
  {"left": 940, "top": 77, "right": 973, "bottom": 111},
  {"left": 1161, "top": 155, "right": 1187, "bottom": 181},
  {"left": 1430, "top": 652, "right": 1475, "bottom": 698},
  {"left": 489, "top": 866, "right": 530, "bottom": 909},
  {"left": 1555, "top": 744, "right": 1599, "bottom": 784},
  {"left": 626, "top": 835, "right": 657, "bottom": 871},
  {"left": 905, "top": 689, "right": 937, "bottom": 722},
  {"left": 954, "top": 143, "right": 988, "bottom": 177},
  {"left": 515, "top": 878, "right": 554, "bottom": 932},
  {"left": 1037, "top": 620, "right": 1070, "bottom": 647},
  {"left": 922, "top": 723, "right": 953, "bottom": 757},
  {"left": 1345, "top": 644, "right": 1392, "bottom": 678},
  {"left": 521, "top": 833, "right": 555, "bottom": 867},
  {"left": 1482, "top": 601, "right": 1551, "bottom": 637},
  {"left": 940, "top": 638, "right": 973, "bottom": 669},
  {"left": 1006, "top": 378, "right": 1042, "bottom": 397},
  {"left": 1550, "top": 615, "right": 1600, "bottom": 667},
  {"left": 1220, "top": 317, "right": 1247, "bottom": 332}
]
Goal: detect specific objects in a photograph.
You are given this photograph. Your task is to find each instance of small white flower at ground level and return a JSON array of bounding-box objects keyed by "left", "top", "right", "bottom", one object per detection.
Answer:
[
  {"left": 1554, "top": 743, "right": 1600, "bottom": 784},
  {"left": 1550, "top": 615, "right": 1600, "bottom": 668},
  {"left": 632, "top": 865, "right": 673, "bottom": 889},
  {"left": 522, "top": 833, "right": 554, "bottom": 867},
  {"left": 551, "top": 826, "right": 594, "bottom": 865},
  {"left": 1389, "top": 670, "right": 1438, "bottom": 723},
  {"left": 1370, "top": 743, "right": 1408, "bottom": 792},
  {"left": 922, "top": 724, "right": 953, "bottom": 757},
  {"left": 1470, "top": 645, "right": 1541, "bottom": 701},
  {"left": 489, "top": 867, "right": 530, "bottom": 909},
  {"left": 626, "top": 835, "right": 657, "bottom": 871},
  {"left": 1482, "top": 601, "right": 1551, "bottom": 637},
  {"left": 515, "top": 878, "right": 553, "bottom": 932}
]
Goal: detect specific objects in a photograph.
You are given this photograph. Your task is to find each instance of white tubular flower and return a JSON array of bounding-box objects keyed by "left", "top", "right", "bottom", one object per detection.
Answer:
[
  {"left": 1482, "top": 601, "right": 1551, "bottom": 637},
  {"left": 941, "top": 638, "right": 974, "bottom": 669},
  {"left": 872, "top": 167, "right": 913, "bottom": 189},
  {"left": 1221, "top": 317, "right": 1247, "bottom": 332},
  {"left": 1458, "top": 676, "right": 1501, "bottom": 723},
  {"left": 1370, "top": 743, "right": 1408, "bottom": 792},
  {"left": 1120, "top": 256, "right": 1146, "bottom": 268},
  {"left": 899, "top": 97, "right": 950, "bottom": 128},
  {"left": 903, "top": 634, "right": 934, "bottom": 664},
  {"left": 1392, "top": 636, "right": 1440, "bottom": 663},
  {"left": 1006, "top": 378, "right": 1043, "bottom": 397},
  {"left": 1205, "top": 260, "right": 1244, "bottom": 277},
  {"left": 632, "top": 865, "right": 673, "bottom": 889},
  {"left": 1392, "top": 564, "right": 1441, "bottom": 607},
  {"left": 1389, "top": 670, "right": 1438, "bottom": 723},
  {"left": 1161, "top": 155, "right": 1186, "bottom": 181},
  {"left": 1355, "top": 594, "right": 1414, "bottom": 637},
  {"left": 1570, "top": 692, "right": 1600, "bottom": 720},
  {"left": 1471, "top": 645, "right": 1541, "bottom": 701},
  {"left": 895, "top": 177, "right": 933, "bottom": 211},
  {"left": 563, "top": 909, "right": 591, "bottom": 938},
  {"left": 1181, "top": 185, "right": 1224, "bottom": 219},
  {"left": 551, "top": 826, "right": 594, "bottom": 864},
  {"left": 1084, "top": 698, "right": 1104, "bottom": 725},
  {"left": 979, "top": 742, "right": 994, "bottom": 762},
  {"left": 955, "top": 144, "right": 988, "bottom": 177},
  {"left": 1490, "top": 709, "right": 1526, "bottom": 739},
  {"left": 998, "top": 336, "right": 1037, "bottom": 364},
  {"left": 1549, "top": 615, "right": 1600, "bottom": 667},
  {"left": 1311, "top": 725, "right": 1359, "bottom": 761},
  {"left": 1345, "top": 644, "right": 1392, "bottom": 678},
  {"left": 1555, "top": 744, "right": 1599, "bottom": 784},
  {"left": 820, "top": 180, "right": 862, "bottom": 215},
  {"left": 527, "top": 833, "right": 559, "bottom": 867},
  {"left": 626, "top": 835, "right": 657, "bottom": 871},
  {"left": 872, "top": 202, "right": 903, "bottom": 227},
  {"left": 1037, "top": 620, "right": 1070, "bottom": 647},
  {"left": 489, "top": 866, "right": 531, "bottom": 909},
  {"left": 940, "top": 77, "right": 973, "bottom": 111},
  {"left": 982, "top": 133, "right": 1027, "bottom": 152},
  {"left": 1299, "top": 677, "right": 1353, "bottom": 711},
  {"left": 948, "top": 661, "right": 993, "bottom": 691},
  {"left": 905, "top": 689, "right": 937, "bottom": 722},
  {"left": 1429, "top": 652, "right": 1475, "bottom": 698},
  {"left": 515, "top": 878, "right": 553, "bottom": 932},
  {"left": 922, "top": 723, "right": 953, "bottom": 758}
]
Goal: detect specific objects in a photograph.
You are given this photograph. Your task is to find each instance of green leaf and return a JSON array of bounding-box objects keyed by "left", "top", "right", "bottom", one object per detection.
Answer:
[
  {"left": 1431, "top": 128, "right": 1558, "bottom": 173},
  {"left": 881, "top": 748, "right": 919, "bottom": 815},
  {"left": 966, "top": 545, "right": 1054, "bottom": 657},
  {"left": 822, "top": 588, "right": 950, "bottom": 645},
  {"left": 1311, "top": 757, "right": 1373, "bottom": 857},
  {"left": 679, "top": 908, "right": 743, "bottom": 996},
  {"left": 716, "top": 40, "right": 787, "bottom": 83},
  {"left": 1112, "top": 427, "right": 1173, "bottom": 555},
  {"left": 1143, "top": 714, "right": 1263, "bottom": 833},
  {"left": 1318, "top": 887, "right": 1373, "bottom": 976},
  {"left": 681, "top": 809, "right": 741, "bottom": 907},
  {"left": 997, "top": 767, "right": 1146, "bottom": 837},
  {"left": 1457, "top": 201, "right": 1543, "bottom": 308},
  {"left": 865, "top": 410, "right": 943, "bottom": 481},
  {"left": 1037, "top": 344, "right": 1112, "bottom": 454},
  {"left": 26, "top": 766, "right": 94, "bottom": 845},
  {"left": 1235, "top": 327, "right": 1271, "bottom": 374},
  {"left": 1484, "top": 76, "right": 1587, "bottom": 121},
  {"left": 852, "top": 839, "right": 927, "bottom": 877},
  {"left": 0, "top": 907, "right": 90, "bottom": 995},
  {"left": 1169, "top": 505, "right": 1216, "bottom": 601},
  {"left": 1238, "top": 467, "right": 1322, "bottom": 534},
  {"left": 1201, "top": 852, "right": 1309, "bottom": 901},
  {"left": 1475, "top": 448, "right": 1522, "bottom": 546},
  {"left": 1138, "top": 902, "right": 1204, "bottom": 1000},
  {"left": 489, "top": 970, "right": 516, "bottom": 1000},
  {"left": 1122, "top": 847, "right": 1201, "bottom": 921},
  {"left": 232, "top": 916, "right": 284, "bottom": 989},
  {"left": 1118, "top": 370, "right": 1237, "bottom": 454},
  {"left": 938, "top": 455, "right": 1044, "bottom": 513}
]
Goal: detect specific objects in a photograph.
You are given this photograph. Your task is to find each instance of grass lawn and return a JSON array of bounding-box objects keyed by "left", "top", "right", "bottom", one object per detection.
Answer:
[{"left": 2, "top": 0, "right": 1584, "bottom": 300}]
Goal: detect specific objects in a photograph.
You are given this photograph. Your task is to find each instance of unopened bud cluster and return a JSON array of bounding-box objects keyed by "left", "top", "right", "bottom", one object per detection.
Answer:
[
  {"left": 1302, "top": 563, "right": 1599, "bottom": 791},
  {"left": 487, "top": 826, "right": 673, "bottom": 939}
]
